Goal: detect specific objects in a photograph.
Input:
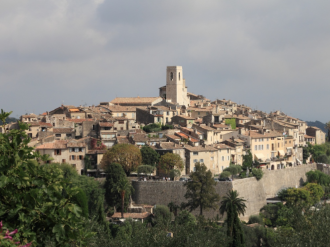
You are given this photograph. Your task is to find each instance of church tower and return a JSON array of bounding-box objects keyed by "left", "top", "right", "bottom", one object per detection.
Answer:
[{"left": 166, "top": 66, "right": 189, "bottom": 107}]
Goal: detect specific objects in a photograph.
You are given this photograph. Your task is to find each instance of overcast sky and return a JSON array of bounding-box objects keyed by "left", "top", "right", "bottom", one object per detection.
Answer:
[{"left": 1, "top": 0, "right": 330, "bottom": 122}]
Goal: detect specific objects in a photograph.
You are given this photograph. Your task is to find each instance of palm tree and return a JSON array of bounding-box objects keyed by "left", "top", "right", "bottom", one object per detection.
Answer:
[
  {"left": 220, "top": 190, "right": 247, "bottom": 247},
  {"left": 112, "top": 177, "right": 133, "bottom": 218}
]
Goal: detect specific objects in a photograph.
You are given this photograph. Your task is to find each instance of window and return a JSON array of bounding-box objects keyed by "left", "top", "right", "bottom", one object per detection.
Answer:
[
  {"left": 227, "top": 156, "right": 230, "bottom": 161},
  {"left": 222, "top": 156, "right": 224, "bottom": 161},
  {"left": 66, "top": 134, "right": 72, "bottom": 137},
  {"left": 255, "top": 145, "right": 257, "bottom": 150},
  {"left": 255, "top": 139, "right": 257, "bottom": 142},
  {"left": 121, "top": 127, "right": 124, "bottom": 130},
  {"left": 54, "top": 149, "right": 61, "bottom": 155},
  {"left": 79, "top": 148, "right": 83, "bottom": 152},
  {"left": 71, "top": 164, "right": 76, "bottom": 168},
  {"left": 193, "top": 152, "right": 198, "bottom": 155},
  {"left": 53, "top": 123, "right": 55, "bottom": 127},
  {"left": 227, "top": 149, "right": 229, "bottom": 153},
  {"left": 62, "top": 159, "right": 66, "bottom": 163},
  {"left": 211, "top": 157, "right": 214, "bottom": 160},
  {"left": 70, "top": 155, "right": 76, "bottom": 160},
  {"left": 278, "top": 143, "right": 280, "bottom": 148},
  {"left": 198, "top": 112, "right": 200, "bottom": 115},
  {"left": 200, "top": 159, "right": 204, "bottom": 163},
  {"left": 170, "top": 72, "right": 174, "bottom": 80},
  {"left": 75, "top": 148, "right": 79, "bottom": 152},
  {"left": 79, "top": 155, "right": 84, "bottom": 160},
  {"left": 119, "top": 120, "right": 124, "bottom": 124},
  {"left": 267, "top": 144, "right": 269, "bottom": 150},
  {"left": 92, "top": 125, "right": 96, "bottom": 130},
  {"left": 167, "top": 111, "right": 170, "bottom": 116},
  {"left": 267, "top": 138, "right": 269, "bottom": 141},
  {"left": 289, "top": 141, "right": 291, "bottom": 144},
  {"left": 55, "top": 134, "right": 61, "bottom": 137},
  {"left": 193, "top": 167, "right": 196, "bottom": 172},
  {"left": 259, "top": 138, "right": 263, "bottom": 142},
  {"left": 178, "top": 72, "right": 180, "bottom": 80},
  {"left": 193, "top": 159, "right": 198, "bottom": 163},
  {"left": 285, "top": 141, "right": 287, "bottom": 144}
]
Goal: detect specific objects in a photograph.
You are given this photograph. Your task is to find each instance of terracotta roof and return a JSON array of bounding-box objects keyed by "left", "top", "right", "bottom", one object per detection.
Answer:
[
  {"left": 67, "top": 142, "right": 86, "bottom": 148},
  {"left": 27, "top": 122, "right": 40, "bottom": 126},
  {"left": 185, "top": 145, "right": 218, "bottom": 152},
  {"left": 103, "top": 105, "right": 137, "bottom": 112},
  {"left": 99, "top": 122, "right": 114, "bottom": 127},
  {"left": 132, "top": 134, "right": 148, "bottom": 142},
  {"left": 173, "top": 115, "right": 194, "bottom": 120},
  {"left": 115, "top": 117, "right": 128, "bottom": 121},
  {"left": 190, "top": 138, "right": 199, "bottom": 142},
  {"left": 53, "top": 128, "right": 74, "bottom": 133},
  {"left": 304, "top": 135, "right": 315, "bottom": 139},
  {"left": 110, "top": 97, "right": 161, "bottom": 104},
  {"left": 69, "top": 109, "right": 80, "bottom": 112},
  {"left": 117, "top": 136, "right": 130, "bottom": 144},
  {"left": 197, "top": 125, "right": 215, "bottom": 131},
  {"left": 41, "top": 112, "right": 47, "bottom": 116},
  {"left": 213, "top": 124, "right": 230, "bottom": 129},
  {"left": 39, "top": 122, "right": 52, "bottom": 127},
  {"left": 159, "top": 142, "right": 184, "bottom": 150},
  {"left": 67, "top": 119, "right": 94, "bottom": 123},
  {"left": 166, "top": 134, "right": 181, "bottom": 140},
  {"left": 215, "top": 144, "right": 234, "bottom": 150},
  {"left": 242, "top": 130, "right": 282, "bottom": 138},
  {"left": 35, "top": 140, "right": 68, "bottom": 150},
  {"left": 181, "top": 127, "right": 202, "bottom": 134},
  {"left": 175, "top": 132, "right": 189, "bottom": 139},
  {"left": 111, "top": 212, "right": 151, "bottom": 219}
]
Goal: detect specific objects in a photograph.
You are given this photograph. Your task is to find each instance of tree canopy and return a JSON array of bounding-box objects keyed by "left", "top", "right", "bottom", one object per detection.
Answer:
[
  {"left": 101, "top": 143, "right": 142, "bottom": 176},
  {"left": 183, "top": 162, "right": 220, "bottom": 215},
  {"left": 140, "top": 146, "right": 160, "bottom": 166},
  {"left": 158, "top": 152, "right": 184, "bottom": 174}
]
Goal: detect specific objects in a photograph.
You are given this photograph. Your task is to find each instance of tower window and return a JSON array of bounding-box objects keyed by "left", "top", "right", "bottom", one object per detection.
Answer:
[
  {"left": 170, "top": 72, "right": 173, "bottom": 81},
  {"left": 179, "top": 72, "right": 180, "bottom": 80}
]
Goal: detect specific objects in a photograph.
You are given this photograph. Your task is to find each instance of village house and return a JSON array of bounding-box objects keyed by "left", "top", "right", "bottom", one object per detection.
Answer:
[
  {"left": 306, "top": 126, "right": 326, "bottom": 145},
  {"left": 35, "top": 140, "right": 88, "bottom": 174}
]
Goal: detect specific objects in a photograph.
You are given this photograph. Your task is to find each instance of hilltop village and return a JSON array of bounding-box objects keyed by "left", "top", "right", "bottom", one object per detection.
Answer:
[{"left": 1, "top": 66, "right": 326, "bottom": 176}]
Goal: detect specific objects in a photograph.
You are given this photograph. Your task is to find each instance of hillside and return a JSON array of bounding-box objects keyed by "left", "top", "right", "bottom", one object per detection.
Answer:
[
  {"left": 305, "top": 120, "right": 326, "bottom": 132},
  {"left": 0, "top": 117, "right": 18, "bottom": 125}
]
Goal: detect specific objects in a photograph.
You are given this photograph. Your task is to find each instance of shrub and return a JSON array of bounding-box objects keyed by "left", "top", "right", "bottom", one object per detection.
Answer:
[
  {"left": 239, "top": 171, "right": 247, "bottom": 178},
  {"left": 175, "top": 210, "right": 196, "bottom": 226},
  {"left": 153, "top": 205, "right": 172, "bottom": 227},
  {"left": 252, "top": 168, "right": 263, "bottom": 180},
  {"left": 169, "top": 169, "right": 181, "bottom": 181},
  {"left": 137, "top": 165, "right": 155, "bottom": 175},
  {"left": 248, "top": 215, "right": 263, "bottom": 225},
  {"left": 220, "top": 171, "right": 231, "bottom": 179}
]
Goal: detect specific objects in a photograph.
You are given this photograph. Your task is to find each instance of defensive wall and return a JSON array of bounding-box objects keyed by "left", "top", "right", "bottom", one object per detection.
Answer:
[{"left": 132, "top": 164, "right": 316, "bottom": 220}]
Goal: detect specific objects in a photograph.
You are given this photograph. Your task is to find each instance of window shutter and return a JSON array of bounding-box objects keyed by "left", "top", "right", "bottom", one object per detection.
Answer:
[
  {"left": 69, "top": 148, "right": 71, "bottom": 153},
  {"left": 59, "top": 150, "right": 61, "bottom": 155},
  {"left": 54, "top": 150, "right": 56, "bottom": 155},
  {"left": 69, "top": 155, "right": 71, "bottom": 160}
]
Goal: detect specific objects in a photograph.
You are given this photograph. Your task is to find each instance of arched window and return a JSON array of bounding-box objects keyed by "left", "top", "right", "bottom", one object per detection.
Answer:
[
  {"left": 178, "top": 72, "right": 180, "bottom": 80},
  {"left": 170, "top": 72, "right": 173, "bottom": 81}
]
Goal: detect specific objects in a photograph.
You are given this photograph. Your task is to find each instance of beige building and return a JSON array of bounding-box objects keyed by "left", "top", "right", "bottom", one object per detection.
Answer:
[
  {"left": 306, "top": 126, "right": 326, "bottom": 145},
  {"left": 36, "top": 140, "right": 87, "bottom": 174}
]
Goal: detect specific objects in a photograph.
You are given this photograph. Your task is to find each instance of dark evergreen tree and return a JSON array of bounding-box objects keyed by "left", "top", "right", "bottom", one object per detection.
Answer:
[
  {"left": 140, "top": 146, "right": 160, "bottom": 166},
  {"left": 183, "top": 163, "right": 220, "bottom": 216}
]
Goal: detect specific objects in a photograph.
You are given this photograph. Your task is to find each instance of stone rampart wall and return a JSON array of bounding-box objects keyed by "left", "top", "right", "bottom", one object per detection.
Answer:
[{"left": 132, "top": 164, "right": 316, "bottom": 220}]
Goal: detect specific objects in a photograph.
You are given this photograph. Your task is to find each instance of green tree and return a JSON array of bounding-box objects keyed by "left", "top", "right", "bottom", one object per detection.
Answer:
[
  {"left": 169, "top": 169, "right": 181, "bottom": 181},
  {"left": 175, "top": 210, "right": 197, "bottom": 227},
  {"left": 113, "top": 177, "right": 133, "bottom": 218},
  {"left": 252, "top": 168, "right": 263, "bottom": 180},
  {"left": 224, "top": 165, "right": 242, "bottom": 180},
  {"left": 242, "top": 150, "right": 253, "bottom": 171},
  {"left": 158, "top": 153, "right": 184, "bottom": 174},
  {"left": 220, "top": 171, "right": 231, "bottom": 179},
  {"left": 183, "top": 163, "right": 220, "bottom": 216},
  {"left": 137, "top": 165, "right": 155, "bottom": 176},
  {"left": 140, "top": 146, "right": 160, "bottom": 166},
  {"left": 153, "top": 205, "right": 172, "bottom": 227},
  {"left": 220, "top": 190, "right": 247, "bottom": 247},
  {"left": 104, "top": 163, "right": 131, "bottom": 213},
  {"left": 0, "top": 110, "right": 92, "bottom": 246},
  {"left": 101, "top": 144, "right": 142, "bottom": 176}
]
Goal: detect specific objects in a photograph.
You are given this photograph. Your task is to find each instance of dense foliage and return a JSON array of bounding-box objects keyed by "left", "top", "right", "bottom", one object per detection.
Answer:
[
  {"left": 143, "top": 123, "right": 162, "bottom": 133},
  {"left": 101, "top": 144, "right": 142, "bottom": 176},
  {"left": 183, "top": 163, "right": 220, "bottom": 215},
  {"left": 140, "top": 146, "right": 160, "bottom": 166},
  {"left": 158, "top": 153, "right": 184, "bottom": 174},
  {"left": 0, "top": 110, "right": 93, "bottom": 246},
  {"left": 225, "top": 118, "right": 236, "bottom": 130}
]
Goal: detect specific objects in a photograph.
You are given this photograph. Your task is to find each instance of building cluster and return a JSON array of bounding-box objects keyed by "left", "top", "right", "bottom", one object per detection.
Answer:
[{"left": 1, "top": 66, "right": 326, "bottom": 176}]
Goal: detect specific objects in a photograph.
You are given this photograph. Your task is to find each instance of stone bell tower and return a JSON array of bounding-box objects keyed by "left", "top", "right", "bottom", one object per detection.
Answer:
[{"left": 165, "top": 66, "right": 189, "bottom": 107}]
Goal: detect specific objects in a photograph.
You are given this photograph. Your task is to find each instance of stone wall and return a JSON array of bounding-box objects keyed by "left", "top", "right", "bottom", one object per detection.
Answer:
[{"left": 132, "top": 164, "right": 316, "bottom": 220}]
